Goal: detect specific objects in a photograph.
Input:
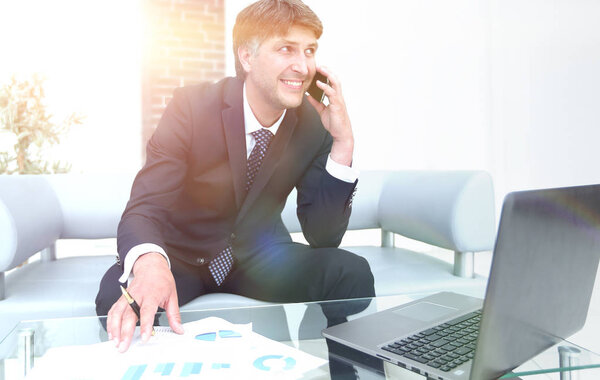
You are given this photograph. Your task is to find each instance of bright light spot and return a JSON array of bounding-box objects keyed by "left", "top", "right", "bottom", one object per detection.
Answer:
[{"left": 0, "top": 0, "right": 143, "bottom": 173}]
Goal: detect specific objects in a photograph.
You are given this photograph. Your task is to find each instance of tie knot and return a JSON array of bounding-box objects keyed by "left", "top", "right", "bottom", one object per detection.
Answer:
[{"left": 252, "top": 128, "right": 274, "bottom": 145}]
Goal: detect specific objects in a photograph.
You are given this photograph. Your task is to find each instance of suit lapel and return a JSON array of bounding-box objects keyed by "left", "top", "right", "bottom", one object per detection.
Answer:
[
  {"left": 222, "top": 78, "right": 246, "bottom": 210},
  {"left": 235, "top": 108, "right": 298, "bottom": 225}
]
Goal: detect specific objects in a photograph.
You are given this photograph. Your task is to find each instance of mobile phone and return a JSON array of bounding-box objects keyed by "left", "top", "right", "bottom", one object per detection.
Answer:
[{"left": 307, "top": 72, "right": 329, "bottom": 103}]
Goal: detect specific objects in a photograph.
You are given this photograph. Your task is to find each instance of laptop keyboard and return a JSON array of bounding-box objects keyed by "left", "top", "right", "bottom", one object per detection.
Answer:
[{"left": 381, "top": 310, "right": 482, "bottom": 373}]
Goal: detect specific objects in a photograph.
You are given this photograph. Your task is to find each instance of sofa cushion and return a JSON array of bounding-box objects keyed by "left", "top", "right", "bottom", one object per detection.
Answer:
[
  {"left": 0, "top": 255, "right": 115, "bottom": 339},
  {"left": 181, "top": 293, "right": 270, "bottom": 311},
  {"left": 348, "top": 246, "right": 486, "bottom": 297}
]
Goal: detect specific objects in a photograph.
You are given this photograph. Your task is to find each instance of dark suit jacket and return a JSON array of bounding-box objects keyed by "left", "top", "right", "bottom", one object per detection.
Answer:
[{"left": 117, "top": 76, "right": 357, "bottom": 268}]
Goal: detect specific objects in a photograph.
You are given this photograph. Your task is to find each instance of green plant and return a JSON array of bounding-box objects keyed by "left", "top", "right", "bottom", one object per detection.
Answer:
[{"left": 0, "top": 75, "right": 84, "bottom": 174}]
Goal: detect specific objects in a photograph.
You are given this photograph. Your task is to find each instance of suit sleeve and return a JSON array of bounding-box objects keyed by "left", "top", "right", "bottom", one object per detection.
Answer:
[
  {"left": 117, "top": 87, "right": 192, "bottom": 264},
  {"left": 295, "top": 132, "right": 358, "bottom": 248}
]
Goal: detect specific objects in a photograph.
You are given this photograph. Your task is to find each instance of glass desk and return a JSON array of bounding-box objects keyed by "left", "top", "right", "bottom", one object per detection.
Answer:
[{"left": 1, "top": 294, "right": 599, "bottom": 379}]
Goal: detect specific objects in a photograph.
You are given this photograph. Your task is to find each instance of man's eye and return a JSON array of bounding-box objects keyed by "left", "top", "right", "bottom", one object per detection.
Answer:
[
  {"left": 280, "top": 46, "right": 291, "bottom": 53},
  {"left": 305, "top": 48, "right": 315, "bottom": 55}
]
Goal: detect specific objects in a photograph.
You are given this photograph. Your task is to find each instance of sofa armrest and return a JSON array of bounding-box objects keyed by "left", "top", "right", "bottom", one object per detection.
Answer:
[
  {"left": 378, "top": 171, "right": 496, "bottom": 253},
  {"left": 0, "top": 175, "right": 63, "bottom": 272}
]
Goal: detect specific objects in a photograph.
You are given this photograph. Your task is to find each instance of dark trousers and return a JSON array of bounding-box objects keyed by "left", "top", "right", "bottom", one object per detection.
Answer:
[{"left": 95, "top": 242, "right": 375, "bottom": 325}]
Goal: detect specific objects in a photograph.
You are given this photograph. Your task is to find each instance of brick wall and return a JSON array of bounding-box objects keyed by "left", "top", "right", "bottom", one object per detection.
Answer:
[{"left": 141, "top": 0, "right": 226, "bottom": 151}]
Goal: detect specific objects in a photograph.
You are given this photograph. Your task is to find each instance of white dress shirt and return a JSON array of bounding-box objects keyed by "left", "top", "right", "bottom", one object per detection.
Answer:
[{"left": 119, "top": 84, "right": 359, "bottom": 283}]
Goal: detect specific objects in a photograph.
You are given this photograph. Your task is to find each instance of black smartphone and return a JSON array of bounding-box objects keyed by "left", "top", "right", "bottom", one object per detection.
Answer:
[{"left": 307, "top": 72, "right": 329, "bottom": 103}]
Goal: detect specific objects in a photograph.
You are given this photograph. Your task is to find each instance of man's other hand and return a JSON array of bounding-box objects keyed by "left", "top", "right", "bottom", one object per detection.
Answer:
[{"left": 107, "top": 252, "right": 184, "bottom": 352}]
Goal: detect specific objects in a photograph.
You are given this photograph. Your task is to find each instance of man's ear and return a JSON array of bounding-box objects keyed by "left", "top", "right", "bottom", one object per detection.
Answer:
[{"left": 238, "top": 45, "right": 253, "bottom": 75}]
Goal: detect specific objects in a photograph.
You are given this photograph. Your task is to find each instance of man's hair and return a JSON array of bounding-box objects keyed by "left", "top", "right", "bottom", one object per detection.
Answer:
[{"left": 233, "top": 0, "right": 323, "bottom": 79}]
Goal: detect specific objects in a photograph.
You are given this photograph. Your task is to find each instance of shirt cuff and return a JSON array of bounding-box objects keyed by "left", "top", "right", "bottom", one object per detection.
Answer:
[
  {"left": 326, "top": 154, "right": 359, "bottom": 183},
  {"left": 118, "top": 243, "right": 171, "bottom": 284}
]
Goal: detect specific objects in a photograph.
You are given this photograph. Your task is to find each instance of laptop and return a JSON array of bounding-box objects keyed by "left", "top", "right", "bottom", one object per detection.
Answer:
[{"left": 323, "top": 184, "right": 600, "bottom": 380}]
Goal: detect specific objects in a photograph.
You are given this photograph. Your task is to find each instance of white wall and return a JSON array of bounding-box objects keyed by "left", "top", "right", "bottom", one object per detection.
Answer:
[
  {"left": 490, "top": 0, "right": 600, "bottom": 199},
  {"left": 226, "top": 0, "right": 493, "bottom": 173},
  {"left": 2, "top": 1, "right": 597, "bottom": 194},
  {"left": 226, "top": 0, "right": 600, "bottom": 210},
  {"left": 0, "top": 0, "right": 143, "bottom": 173}
]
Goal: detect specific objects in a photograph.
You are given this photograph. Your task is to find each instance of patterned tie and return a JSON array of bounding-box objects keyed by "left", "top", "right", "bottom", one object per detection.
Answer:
[
  {"left": 245, "top": 129, "right": 275, "bottom": 192},
  {"left": 208, "top": 128, "right": 275, "bottom": 286}
]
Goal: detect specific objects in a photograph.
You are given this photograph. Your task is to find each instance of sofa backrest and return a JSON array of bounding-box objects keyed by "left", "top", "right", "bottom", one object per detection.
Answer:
[
  {"left": 0, "top": 172, "right": 385, "bottom": 272},
  {"left": 0, "top": 174, "right": 134, "bottom": 271},
  {"left": 377, "top": 171, "right": 495, "bottom": 253},
  {"left": 0, "top": 170, "right": 497, "bottom": 272},
  {"left": 44, "top": 175, "right": 134, "bottom": 239},
  {"left": 281, "top": 171, "right": 387, "bottom": 233}
]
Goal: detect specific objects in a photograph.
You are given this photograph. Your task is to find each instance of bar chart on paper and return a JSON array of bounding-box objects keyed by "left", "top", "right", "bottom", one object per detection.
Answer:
[
  {"left": 122, "top": 365, "right": 147, "bottom": 380},
  {"left": 119, "top": 328, "right": 246, "bottom": 379},
  {"left": 122, "top": 362, "right": 232, "bottom": 379},
  {"left": 121, "top": 356, "right": 300, "bottom": 379},
  {"left": 154, "top": 363, "right": 175, "bottom": 376},
  {"left": 23, "top": 317, "right": 327, "bottom": 380}
]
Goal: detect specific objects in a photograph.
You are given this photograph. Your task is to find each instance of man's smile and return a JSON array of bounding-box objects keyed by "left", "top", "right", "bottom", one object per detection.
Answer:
[{"left": 281, "top": 79, "right": 304, "bottom": 90}]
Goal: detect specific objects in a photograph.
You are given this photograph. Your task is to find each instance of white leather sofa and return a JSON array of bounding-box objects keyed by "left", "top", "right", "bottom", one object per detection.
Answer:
[{"left": 0, "top": 171, "right": 495, "bottom": 340}]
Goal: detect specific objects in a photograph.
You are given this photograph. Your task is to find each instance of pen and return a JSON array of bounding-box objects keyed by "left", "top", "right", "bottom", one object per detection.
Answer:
[{"left": 120, "top": 285, "right": 155, "bottom": 336}]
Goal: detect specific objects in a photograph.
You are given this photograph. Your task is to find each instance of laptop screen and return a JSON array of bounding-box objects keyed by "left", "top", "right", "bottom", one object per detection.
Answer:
[{"left": 471, "top": 185, "right": 600, "bottom": 379}]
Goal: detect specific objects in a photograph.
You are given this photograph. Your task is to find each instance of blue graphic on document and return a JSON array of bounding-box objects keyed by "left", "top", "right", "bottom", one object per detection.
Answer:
[
  {"left": 180, "top": 362, "right": 203, "bottom": 377},
  {"left": 253, "top": 355, "right": 296, "bottom": 371},
  {"left": 154, "top": 362, "right": 175, "bottom": 375},
  {"left": 212, "top": 363, "right": 231, "bottom": 369},
  {"left": 122, "top": 364, "right": 146, "bottom": 380},
  {"left": 194, "top": 332, "right": 217, "bottom": 341},
  {"left": 124, "top": 362, "right": 221, "bottom": 378},
  {"left": 218, "top": 330, "right": 242, "bottom": 338},
  {"left": 195, "top": 329, "right": 242, "bottom": 341}
]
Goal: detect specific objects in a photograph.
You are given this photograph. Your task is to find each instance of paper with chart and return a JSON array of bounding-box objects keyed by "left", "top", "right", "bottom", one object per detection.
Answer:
[{"left": 26, "top": 317, "right": 327, "bottom": 379}]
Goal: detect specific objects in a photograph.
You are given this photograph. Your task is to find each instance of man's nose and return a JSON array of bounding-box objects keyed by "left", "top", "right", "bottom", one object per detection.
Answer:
[{"left": 291, "top": 54, "right": 309, "bottom": 75}]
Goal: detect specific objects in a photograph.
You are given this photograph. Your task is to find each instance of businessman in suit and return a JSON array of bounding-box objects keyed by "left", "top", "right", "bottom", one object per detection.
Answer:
[{"left": 96, "top": 0, "right": 375, "bottom": 352}]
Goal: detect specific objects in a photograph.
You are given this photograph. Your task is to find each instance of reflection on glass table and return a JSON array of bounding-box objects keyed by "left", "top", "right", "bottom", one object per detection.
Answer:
[{"left": 1, "top": 294, "right": 599, "bottom": 380}]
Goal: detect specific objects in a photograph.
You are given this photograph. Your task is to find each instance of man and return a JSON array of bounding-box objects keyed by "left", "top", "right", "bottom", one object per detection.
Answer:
[{"left": 96, "top": 0, "right": 375, "bottom": 353}]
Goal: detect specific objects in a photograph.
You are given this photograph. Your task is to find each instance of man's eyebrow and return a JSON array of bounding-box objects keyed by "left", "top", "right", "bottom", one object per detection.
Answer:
[{"left": 276, "top": 39, "right": 319, "bottom": 49}]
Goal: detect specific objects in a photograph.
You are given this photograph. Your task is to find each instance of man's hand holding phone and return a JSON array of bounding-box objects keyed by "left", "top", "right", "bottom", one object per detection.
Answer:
[
  {"left": 307, "top": 71, "right": 329, "bottom": 103},
  {"left": 306, "top": 66, "right": 354, "bottom": 167}
]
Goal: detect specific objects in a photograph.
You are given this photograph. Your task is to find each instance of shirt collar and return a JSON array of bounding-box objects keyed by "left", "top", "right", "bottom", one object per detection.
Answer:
[{"left": 243, "top": 83, "right": 286, "bottom": 136}]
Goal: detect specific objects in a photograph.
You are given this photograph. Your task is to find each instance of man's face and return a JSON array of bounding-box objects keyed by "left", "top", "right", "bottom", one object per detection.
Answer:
[{"left": 242, "top": 25, "right": 318, "bottom": 114}]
